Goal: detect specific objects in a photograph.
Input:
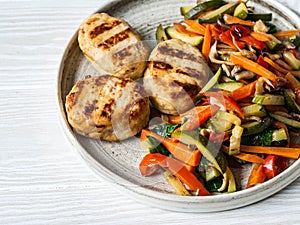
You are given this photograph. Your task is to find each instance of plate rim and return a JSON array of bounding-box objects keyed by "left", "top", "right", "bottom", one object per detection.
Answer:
[{"left": 56, "top": 0, "right": 300, "bottom": 212}]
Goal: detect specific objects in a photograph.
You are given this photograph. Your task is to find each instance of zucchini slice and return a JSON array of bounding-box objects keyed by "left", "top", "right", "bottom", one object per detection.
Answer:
[
  {"left": 266, "top": 34, "right": 282, "bottom": 50},
  {"left": 246, "top": 13, "right": 272, "bottom": 21},
  {"left": 205, "top": 166, "right": 221, "bottom": 182},
  {"left": 290, "top": 35, "right": 300, "bottom": 48},
  {"left": 184, "top": 0, "right": 226, "bottom": 20},
  {"left": 180, "top": 6, "right": 193, "bottom": 16},
  {"left": 198, "top": 2, "right": 238, "bottom": 24},
  {"left": 156, "top": 24, "right": 168, "bottom": 43},
  {"left": 215, "top": 82, "right": 244, "bottom": 92},
  {"left": 201, "top": 67, "right": 222, "bottom": 92},
  {"left": 252, "top": 94, "right": 285, "bottom": 105},
  {"left": 283, "top": 89, "right": 300, "bottom": 114},
  {"left": 241, "top": 104, "right": 267, "bottom": 117},
  {"left": 233, "top": 2, "right": 248, "bottom": 19},
  {"left": 270, "top": 113, "right": 300, "bottom": 129},
  {"left": 242, "top": 117, "right": 271, "bottom": 136},
  {"left": 165, "top": 26, "right": 204, "bottom": 46}
]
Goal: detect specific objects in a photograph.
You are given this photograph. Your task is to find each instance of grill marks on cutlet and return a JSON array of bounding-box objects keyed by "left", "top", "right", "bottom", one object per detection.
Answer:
[
  {"left": 150, "top": 61, "right": 201, "bottom": 80},
  {"left": 158, "top": 45, "right": 198, "bottom": 62},
  {"left": 89, "top": 20, "right": 122, "bottom": 39},
  {"left": 100, "top": 99, "right": 115, "bottom": 120},
  {"left": 170, "top": 80, "right": 200, "bottom": 98},
  {"left": 99, "top": 77, "right": 130, "bottom": 121},
  {"left": 84, "top": 100, "right": 98, "bottom": 117},
  {"left": 98, "top": 28, "right": 131, "bottom": 50}
]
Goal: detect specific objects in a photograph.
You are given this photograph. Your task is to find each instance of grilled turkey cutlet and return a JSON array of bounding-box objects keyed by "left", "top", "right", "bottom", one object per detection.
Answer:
[
  {"left": 78, "top": 13, "right": 150, "bottom": 80},
  {"left": 143, "top": 39, "right": 210, "bottom": 115},
  {"left": 65, "top": 75, "right": 150, "bottom": 141}
]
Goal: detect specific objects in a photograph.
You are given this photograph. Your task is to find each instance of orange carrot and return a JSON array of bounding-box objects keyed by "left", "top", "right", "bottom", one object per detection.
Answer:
[
  {"left": 181, "top": 105, "right": 220, "bottom": 130},
  {"left": 263, "top": 57, "right": 289, "bottom": 74},
  {"left": 263, "top": 57, "right": 300, "bottom": 76},
  {"left": 229, "top": 81, "right": 257, "bottom": 101},
  {"left": 234, "top": 153, "right": 264, "bottom": 164},
  {"left": 140, "top": 129, "right": 201, "bottom": 166},
  {"left": 223, "top": 14, "right": 255, "bottom": 26},
  {"left": 182, "top": 20, "right": 206, "bottom": 35},
  {"left": 273, "top": 29, "right": 300, "bottom": 38},
  {"left": 246, "top": 163, "right": 266, "bottom": 188},
  {"left": 250, "top": 32, "right": 273, "bottom": 41},
  {"left": 202, "top": 25, "right": 212, "bottom": 61},
  {"left": 240, "top": 145, "right": 300, "bottom": 159},
  {"left": 230, "top": 54, "right": 279, "bottom": 83},
  {"left": 167, "top": 115, "right": 182, "bottom": 124},
  {"left": 173, "top": 23, "right": 200, "bottom": 36}
]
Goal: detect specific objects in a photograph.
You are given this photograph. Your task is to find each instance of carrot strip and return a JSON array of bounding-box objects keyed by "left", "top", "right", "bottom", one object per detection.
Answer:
[
  {"left": 181, "top": 105, "right": 220, "bottom": 130},
  {"left": 246, "top": 163, "right": 266, "bottom": 188},
  {"left": 230, "top": 54, "right": 279, "bottom": 83},
  {"left": 240, "top": 145, "right": 300, "bottom": 159},
  {"left": 167, "top": 115, "right": 182, "bottom": 124},
  {"left": 223, "top": 14, "right": 254, "bottom": 26},
  {"left": 166, "top": 105, "right": 217, "bottom": 125},
  {"left": 173, "top": 23, "right": 200, "bottom": 36},
  {"left": 273, "top": 29, "right": 300, "bottom": 38},
  {"left": 183, "top": 20, "right": 206, "bottom": 35},
  {"left": 140, "top": 129, "right": 201, "bottom": 166},
  {"left": 264, "top": 57, "right": 300, "bottom": 76},
  {"left": 263, "top": 57, "right": 289, "bottom": 74},
  {"left": 202, "top": 25, "right": 212, "bottom": 61},
  {"left": 234, "top": 153, "right": 264, "bottom": 164},
  {"left": 229, "top": 81, "right": 257, "bottom": 101},
  {"left": 250, "top": 32, "right": 273, "bottom": 41}
]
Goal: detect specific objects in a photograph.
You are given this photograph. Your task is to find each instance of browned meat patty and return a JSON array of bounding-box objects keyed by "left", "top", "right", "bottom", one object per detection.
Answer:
[
  {"left": 65, "top": 75, "right": 150, "bottom": 141},
  {"left": 143, "top": 39, "right": 210, "bottom": 115},
  {"left": 78, "top": 13, "right": 150, "bottom": 80}
]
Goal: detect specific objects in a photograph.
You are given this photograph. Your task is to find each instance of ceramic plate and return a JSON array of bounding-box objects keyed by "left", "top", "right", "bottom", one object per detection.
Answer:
[{"left": 57, "top": 0, "right": 300, "bottom": 212}]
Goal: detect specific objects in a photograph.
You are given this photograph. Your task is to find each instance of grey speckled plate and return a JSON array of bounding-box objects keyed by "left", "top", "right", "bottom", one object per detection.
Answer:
[{"left": 57, "top": 0, "right": 300, "bottom": 212}]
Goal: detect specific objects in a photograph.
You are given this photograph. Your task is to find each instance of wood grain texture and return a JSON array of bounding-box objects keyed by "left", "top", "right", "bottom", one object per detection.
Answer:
[{"left": 0, "top": 0, "right": 299, "bottom": 224}]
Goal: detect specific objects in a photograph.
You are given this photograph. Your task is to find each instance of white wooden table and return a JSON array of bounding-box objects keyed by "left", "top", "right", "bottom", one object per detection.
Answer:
[{"left": 1, "top": 0, "right": 299, "bottom": 224}]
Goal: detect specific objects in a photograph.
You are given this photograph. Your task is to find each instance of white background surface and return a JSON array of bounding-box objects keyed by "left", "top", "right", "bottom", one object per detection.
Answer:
[{"left": 0, "top": 0, "right": 299, "bottom": 224}]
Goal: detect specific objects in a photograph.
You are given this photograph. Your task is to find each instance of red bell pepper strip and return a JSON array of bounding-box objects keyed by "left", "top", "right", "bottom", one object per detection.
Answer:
[
  {"left": 139, "top": 153, "right": 166, "bottom": 176},
  {"left": 140, "top": 129, "right": 201, "bottom": 167},
  {"left": 257, "top": 55, "right": 269, "bottom": 69},
  {"left": 229, "top": 81, "right": 257, "bottom": 101},
  {"left": 246, "top": 163, "right": 266, "bottom": 188},
  {"left": 240, "top": 36, "right": 266, "bottom": 50},
  {"left": 263, "top": 155, "right": 288, "bottom": 180},
  {"left": 201, "top": 92, "right": 244, "bottom": 119},
  {"left": 209, "top": 23, "right": 224, "bottom": 37},
  {"left": 139, "top": 153, "right": 210, "bottom": 196},
  {"left": 218, "top": 30, "right": 245, "bottom": 50},
  {"left": 181, "top": 105, "right": 220, "bottom": 130},
  {"left": 290, "top": 49, "right": 299, "bottom": 58},
  {"left": 230, "top": 25, "right": 251, "bottom": 38}
]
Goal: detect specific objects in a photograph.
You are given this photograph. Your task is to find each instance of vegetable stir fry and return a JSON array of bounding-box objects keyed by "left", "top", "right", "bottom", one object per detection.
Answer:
[{"left": 139, "top": 0, "right": 300, "bottom": 196}]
